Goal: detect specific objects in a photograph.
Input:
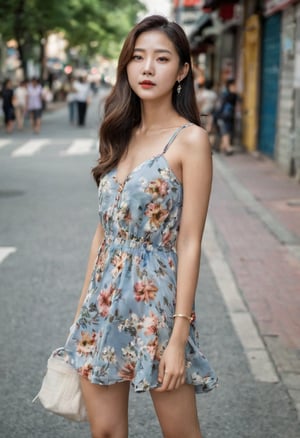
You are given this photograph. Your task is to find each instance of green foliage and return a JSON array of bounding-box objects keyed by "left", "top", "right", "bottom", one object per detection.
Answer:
[
  {"left": 65, "top": 0, "right": 144, "bottom": 58},
  {"left": 0, "top": 0, "right": 145, "bottom": 76}
]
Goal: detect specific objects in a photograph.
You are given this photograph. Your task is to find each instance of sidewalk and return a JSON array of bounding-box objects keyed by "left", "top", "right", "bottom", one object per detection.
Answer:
[{"left": 208, "top": 151, "right": 300, "bottom": 418}]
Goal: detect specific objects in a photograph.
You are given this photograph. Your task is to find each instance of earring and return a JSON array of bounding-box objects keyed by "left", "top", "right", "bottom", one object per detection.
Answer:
[{"left": 177, "top": 81, "right": 182, "bottom": 95}]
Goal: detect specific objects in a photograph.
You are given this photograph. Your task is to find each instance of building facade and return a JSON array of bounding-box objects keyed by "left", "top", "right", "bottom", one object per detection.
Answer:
[{"left": 187, "top": 0, "right": 300, "bottom": 180}]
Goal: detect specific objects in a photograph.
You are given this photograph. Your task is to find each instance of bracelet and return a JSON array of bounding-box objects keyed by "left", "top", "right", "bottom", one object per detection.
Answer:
[{"left": 173, "top": 313, "right": 193, "bottom": 323}]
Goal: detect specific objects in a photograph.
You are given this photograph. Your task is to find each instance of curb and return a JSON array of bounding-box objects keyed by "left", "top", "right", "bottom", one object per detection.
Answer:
[{"left": 210, "top": 154, "right": 300, "bottom": 421}]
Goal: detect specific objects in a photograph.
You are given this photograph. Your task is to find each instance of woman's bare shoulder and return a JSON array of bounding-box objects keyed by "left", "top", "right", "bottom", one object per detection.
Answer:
[{"left": 180, "top": 123, "right": 211, "bottom": 157}]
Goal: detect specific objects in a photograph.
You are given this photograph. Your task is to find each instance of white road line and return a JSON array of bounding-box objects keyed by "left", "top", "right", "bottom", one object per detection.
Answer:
[
  {"left": 0, "top": 139, "right": 11, "bottom": 149},
  {"left": 203, "top": 217, "right": 279, "bottom": 383},
  {"left": 12, "top": 139, "right": 49, "bottom": 157},
  {"left": 61, "top": 139, "right": 95, "bottom": 156},
  {"left": 0, "top": 247, "right": 16, "bottom": 264}
]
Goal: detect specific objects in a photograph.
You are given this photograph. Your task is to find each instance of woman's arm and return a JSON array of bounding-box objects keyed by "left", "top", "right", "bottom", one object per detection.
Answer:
[
  {"left": 156, "top": 126, "right": 212, "bottom": 391},
  {"left": 72, "top": 222, "right": 104, "bottom": 323},
  {"left": 172, "top": 126, "right": 212, "bottom": 343}
]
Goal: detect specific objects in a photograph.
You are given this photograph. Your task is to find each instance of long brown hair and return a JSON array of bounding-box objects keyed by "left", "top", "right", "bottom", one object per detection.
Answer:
[{"left": 92, "top": 15, "right": 200, "bottom": 185}]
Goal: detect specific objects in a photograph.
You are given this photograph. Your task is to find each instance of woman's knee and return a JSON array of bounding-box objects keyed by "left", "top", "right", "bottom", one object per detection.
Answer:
[
  {"left": 90, "top": 425, "right": 112, "bottom": 438},
  {"left": 90, "top": 418, "right": 128, "bottom": 438},
  {"left": 151, "top": 385, "right": 202, "bottom": 438},
  {"left": 161, "top": 423, "right": 201, "bottom": 438}
]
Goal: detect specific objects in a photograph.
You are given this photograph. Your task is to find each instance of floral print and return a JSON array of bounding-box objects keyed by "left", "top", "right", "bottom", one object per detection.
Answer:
[
  {"left": 134, "top": 279, "right": 158, "bottom": 302},
  {"left": 64, "top": 127, "right": 218, "bottom": 394}
]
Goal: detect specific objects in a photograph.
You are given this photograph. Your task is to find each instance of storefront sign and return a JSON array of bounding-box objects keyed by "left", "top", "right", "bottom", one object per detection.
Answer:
[{"left": 173, "top": 0, "right": 203, "bottom": 7}]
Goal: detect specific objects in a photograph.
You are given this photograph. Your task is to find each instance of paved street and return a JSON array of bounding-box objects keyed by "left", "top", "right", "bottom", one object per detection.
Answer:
[{"left": 0, "top": 90, "right": 299, "bottom": 438}]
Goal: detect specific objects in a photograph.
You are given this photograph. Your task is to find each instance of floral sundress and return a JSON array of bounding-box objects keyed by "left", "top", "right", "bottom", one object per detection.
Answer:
[{"left": 64, "top": 124, "right": 218, "bottom": 393}]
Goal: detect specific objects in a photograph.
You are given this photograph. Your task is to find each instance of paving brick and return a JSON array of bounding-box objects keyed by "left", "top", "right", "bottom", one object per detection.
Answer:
[
  {"left": 210, "top": 154, "right": 300, "bottom": 351},
  {"left": 224, "top": 154, "right": 300, "bottom": 238}
]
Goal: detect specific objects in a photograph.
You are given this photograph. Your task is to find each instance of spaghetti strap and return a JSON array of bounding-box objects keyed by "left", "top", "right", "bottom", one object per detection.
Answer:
[{"left": 162, "top": 123, "right": 193, "bottom": 154}]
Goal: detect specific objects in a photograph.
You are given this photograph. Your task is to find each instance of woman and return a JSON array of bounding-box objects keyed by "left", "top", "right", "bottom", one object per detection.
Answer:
[
  {"left": 215, "top": 78, "right": 237, "bottom": 155},
  {"left": 14, "top": 80, "right": 28, "bottom": 130},
  {"left": 65, "top": 15, "right": 217, "bottom": 438},
  {"left": 1, "top": 79, "right": 15, "bottom": 133},
  {"left": 196, "top": 79, "right": 217, "bottom": 133},
  {"left": 64, "top": 76, "right": 77, "bottom": 125},
  {"left": 74, "top": 75, "right": 91, "bottom": 126},
  {"left": 27, "top": 77, "right": 43, "bottom": 134}
]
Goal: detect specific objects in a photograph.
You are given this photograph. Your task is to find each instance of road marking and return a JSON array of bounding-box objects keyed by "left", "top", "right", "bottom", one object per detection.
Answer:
[
  {"left": 0, "top": 247, "right": 16, "bottom": 264},
  {"left": 0, "top": 139, "right": 11, "bottom": 149},
  {"left": 203, "top": 217, "right": 279, "bottom": 383},
  {"left": 12, "top": 139, "right": 49, "bottom": 157},
  {"left": 61, "top": 139, "right": 95, "bottom": 155}
]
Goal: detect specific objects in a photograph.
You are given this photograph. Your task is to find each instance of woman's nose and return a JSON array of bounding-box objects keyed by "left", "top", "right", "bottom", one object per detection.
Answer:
[{"left": 142, "top": 57, "right": 154, "bottom": 75}]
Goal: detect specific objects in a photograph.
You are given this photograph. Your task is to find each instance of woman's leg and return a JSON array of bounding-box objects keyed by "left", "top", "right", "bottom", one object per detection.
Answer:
[
  {"left": 19, "top": 106, "right": 25, "bottom": 129},
  {"left": 151, "top": 384, "right": 203, "bottom": 438},
  {"left": 68, "top": 102, "right": 75, "bottom": 124},
  {"left": 33, "top": 112, "right": 41, "bottom": 134},
  {"left": 220, "top": 122, "right": 234, "bottom": 155},
  {"left": 30, "top": 111, "right": 35, "bottom": 131},
  {"left": 73, "top": 101, "right": 77, "bottom": 124},
  {"left": 68, "top": 102, "right": 72, "bottom": 123},
  {"left": 6, "top": 120, "right": 13, "bottom": 133},
  {"left": 76, "top": 101, "right": 82, "bottom": 125},
  {"left": 72, "top": 101, "right": 77, "bottom": 124},
  {"left": 81, "top": 378, "right": 130, "bottom": 438},
  {"left": 81, "top": 101, "right": 87, "bottom": 125},
  {"left": 77, "top": 101, "right": 87, "bottom": 126},
  {"left": 220, "top": 133, "right": 230, "bottom": 152},
  {"left": 15, "top": 106, "right": 21, "bottom": 129},
  {"left": 5, "top": 113, "right": 14, "bottom": 133}
]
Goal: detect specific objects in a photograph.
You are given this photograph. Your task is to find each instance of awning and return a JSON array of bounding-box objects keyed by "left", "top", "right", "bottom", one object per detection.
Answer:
[
  {"left": 190, "top": 39, "right": 215, "bottom": 54},
  {"left": 202, "top": 0, "right": 239, "bottom": 12},
  {"left": 188, "top": 13, "right": 213, "bottom": 40}
]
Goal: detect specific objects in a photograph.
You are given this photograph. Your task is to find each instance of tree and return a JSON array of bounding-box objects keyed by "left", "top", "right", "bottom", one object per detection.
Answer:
[
  {"left": 0, "top": 0, "right": 144, "bottom": 79},
  {"left": 0, "top": 0, "right": 70, "bottom": 79},
  {"left": 64, "top": 0, "right": 144, "bottom": 58},
  {"left": 66, "top": 0, "right": 144, "bottom": 57}
]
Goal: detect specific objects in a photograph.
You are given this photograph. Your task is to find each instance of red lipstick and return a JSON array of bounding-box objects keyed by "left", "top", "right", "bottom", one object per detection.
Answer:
[{"left": 140, "top": 80, "right": 155, "bottom": 89}]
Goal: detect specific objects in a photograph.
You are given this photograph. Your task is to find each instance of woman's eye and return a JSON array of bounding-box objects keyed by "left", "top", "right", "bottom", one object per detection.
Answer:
[
  {"left": 132, "top": 55, "right": 143, "bottom": 61},
  {"left": 157, "top": 57, "right": 169, "bottom": 62}
]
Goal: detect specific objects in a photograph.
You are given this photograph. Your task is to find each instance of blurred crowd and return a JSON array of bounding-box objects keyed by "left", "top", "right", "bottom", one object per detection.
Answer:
[
  {"left": 1, "top": 70, "right": 238, "bottom": 145},
  {"left": 194, "top": 72, "right": 239, "bottom": 156},
  {"left": 0, "top": 75, "right": 100, "bottom": 135}
]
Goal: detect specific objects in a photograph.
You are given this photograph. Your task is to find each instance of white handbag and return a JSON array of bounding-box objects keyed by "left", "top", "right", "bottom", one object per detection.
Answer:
[{"left": 33, "top": 348, "right": 87, "bottom": 422}]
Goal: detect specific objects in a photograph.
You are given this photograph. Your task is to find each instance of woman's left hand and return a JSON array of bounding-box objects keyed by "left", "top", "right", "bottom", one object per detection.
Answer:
[{"left": 154, "top": 341, "right": 186, "bottom": 392}]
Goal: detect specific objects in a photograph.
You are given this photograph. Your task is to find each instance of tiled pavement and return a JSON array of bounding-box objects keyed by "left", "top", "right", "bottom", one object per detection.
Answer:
[{"left": 208, "top": 152, "right": 300, "bottom": 418}]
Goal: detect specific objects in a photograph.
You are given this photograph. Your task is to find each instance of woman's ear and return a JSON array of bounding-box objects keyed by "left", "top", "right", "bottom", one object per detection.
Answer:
[{"left": 177, "top": 62, "right": 189, "bottom": 82}]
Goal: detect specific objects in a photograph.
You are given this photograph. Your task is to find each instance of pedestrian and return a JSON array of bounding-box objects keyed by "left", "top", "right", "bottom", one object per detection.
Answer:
[
  {"left": 41, "top": 82, "right": 53, "bottom": 111},
  {"left": 215, "top": 78, "right": 237, "bottom": 155},
  {"left": 27, "top": 77, "right": 43, "bottom": 134},
  {"left": 1, "top": 78, "right": 15, "bottom": 134},
  {"left": 64, "top": 76, "right": 77, "bottom": 125},
  {"left": 14, "top": 80, "right": 28, "bottom": 130},
  {"left": 74, "top": 75, "right": 91, "bottom": 126},
  {"left": 64, "top": 15, "right": 217, "bottom": 438},
  {"left": 196, "top": 79, "right": 217, "bottom": 133}
]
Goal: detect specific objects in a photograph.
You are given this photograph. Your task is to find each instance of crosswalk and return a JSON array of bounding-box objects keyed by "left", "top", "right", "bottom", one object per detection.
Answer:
[
  {"left": 0, "top": 137, "right": 99, "bottom": 158},
  {"left": 0, "top": 139, "right": 11, "bottom": 150},
  {"left": 60, "top": 139, "right": 95, "bottom": 156},
  {"left": 0, "top": 247, "right": 16, "bottom": 264},
  {"left": 12, "top": 139, "right": 49, "bottom": 157}
]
